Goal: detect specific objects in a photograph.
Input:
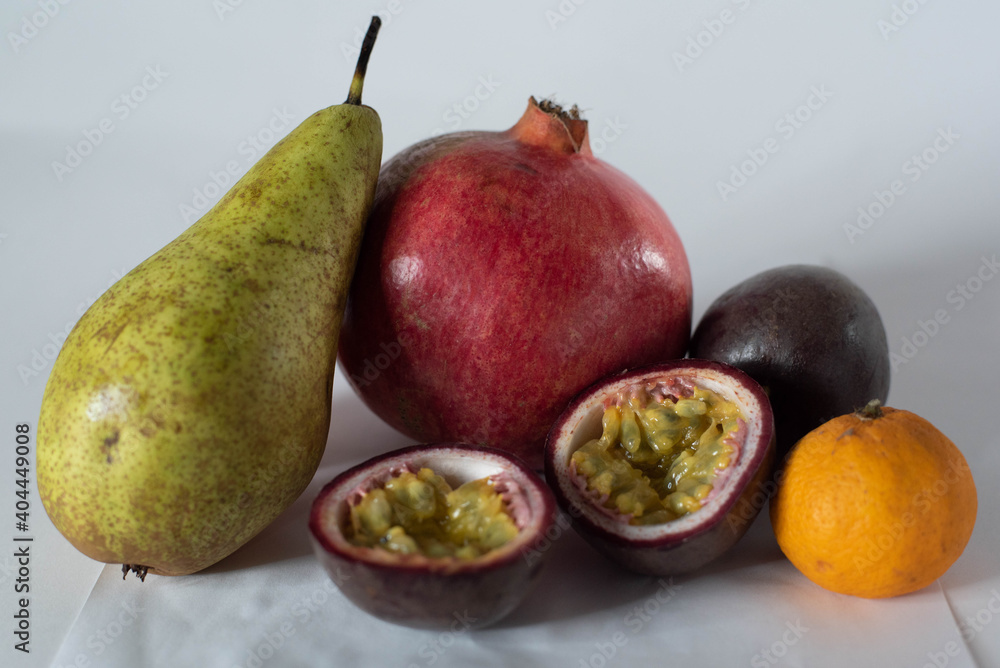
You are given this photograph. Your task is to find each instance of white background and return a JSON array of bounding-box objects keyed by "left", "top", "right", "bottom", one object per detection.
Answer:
[{"left": 2, "top": 1, "right": 999, "bottom": 666}]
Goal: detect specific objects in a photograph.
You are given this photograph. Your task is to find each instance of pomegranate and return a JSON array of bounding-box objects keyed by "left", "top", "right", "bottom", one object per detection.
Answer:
[{"left": 339, "top": 97, "right": 692, "bottom": 469}]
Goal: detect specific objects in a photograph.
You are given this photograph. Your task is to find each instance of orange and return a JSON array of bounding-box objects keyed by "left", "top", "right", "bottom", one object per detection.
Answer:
[{"left": 770, "top": 400, "right": 977, "bottom": 598}]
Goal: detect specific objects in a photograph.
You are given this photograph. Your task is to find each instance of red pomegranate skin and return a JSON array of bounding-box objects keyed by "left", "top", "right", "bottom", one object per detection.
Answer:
[{"left": 339, "top": 98, "right": 692, "bottom": 469}]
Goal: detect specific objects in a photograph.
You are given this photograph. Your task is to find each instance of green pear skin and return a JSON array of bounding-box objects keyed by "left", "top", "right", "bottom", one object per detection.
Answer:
[{"left": 37, "top": 35, "right": 383, "bottom": 576}]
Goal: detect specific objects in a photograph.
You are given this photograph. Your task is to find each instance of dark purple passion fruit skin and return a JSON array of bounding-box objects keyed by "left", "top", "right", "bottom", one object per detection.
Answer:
[
  {"left": 544, "top": 360, "right": 775, "bottom": 576},
  {"left": 309, "top": 443, "right": 557, "bottom": 629},
  {"left": 689, "top": 264, "right": 890, "bottom": 461}
]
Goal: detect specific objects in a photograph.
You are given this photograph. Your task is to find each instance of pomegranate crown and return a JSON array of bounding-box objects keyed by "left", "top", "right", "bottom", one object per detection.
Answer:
[{"left": 509, "top": 97, "right": 591, "bottom": 155}]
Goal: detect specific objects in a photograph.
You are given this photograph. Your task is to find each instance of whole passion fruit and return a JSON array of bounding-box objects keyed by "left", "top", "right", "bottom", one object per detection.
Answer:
[
  {"left": 309, "top": 444, "right": 556, "bottom": 629},
  {"left": 338, "top": 97, "right": 692, "bottom": 470},
  {"left": 689, "top": 264, "right": 890, "bottom": 460},
  {"left": 544, "top": 360, "right": 775, "bottom": 576}
]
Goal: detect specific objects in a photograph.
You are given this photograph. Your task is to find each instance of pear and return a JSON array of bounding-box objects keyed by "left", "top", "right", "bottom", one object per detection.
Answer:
[{"left": 37, "top": 18, "right": 384, "bottom": 577}]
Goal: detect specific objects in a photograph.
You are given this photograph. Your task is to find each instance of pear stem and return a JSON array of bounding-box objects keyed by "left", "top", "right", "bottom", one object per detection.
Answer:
[{"left": 346, "top": 16, "right": 381, "bottom": 105}]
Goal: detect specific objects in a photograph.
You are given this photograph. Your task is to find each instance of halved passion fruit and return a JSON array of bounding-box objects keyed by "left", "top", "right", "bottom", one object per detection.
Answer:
[
  {"left": 544, "top": 360, "right": 775, "bottom": 576},
  {"left": 309, "top": 443, "right": 557, "bottom": 629}
]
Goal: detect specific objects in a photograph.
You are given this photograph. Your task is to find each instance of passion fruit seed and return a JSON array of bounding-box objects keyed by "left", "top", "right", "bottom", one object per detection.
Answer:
[
  {"left": 347, "top": 467, "right": 519, "bottom": 559},
  {"left": 571, "top": 387, "right": 743, "bottom": 525}
]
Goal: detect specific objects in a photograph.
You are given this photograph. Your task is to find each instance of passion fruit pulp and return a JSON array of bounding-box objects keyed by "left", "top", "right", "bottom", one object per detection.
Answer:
[
  {"left": 345, "top": 467, "right": 520, "bottom": 559},
  {"left": 571, "top": 385, "right": 744, "bottom": 524},
  {"left": 545, "top": 360, "right": 775, "bottom": 576},
  {"left": 309, "top": 444, "right": 556, "bottom": 629}
]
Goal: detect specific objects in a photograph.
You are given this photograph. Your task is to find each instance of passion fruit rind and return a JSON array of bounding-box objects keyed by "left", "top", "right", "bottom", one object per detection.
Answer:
[
  {"left": 309, "top": 443, "right": 557, "bottom": 629},
  {"left": 545, "top": 360, "right": 775, "bottom": 576}
]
